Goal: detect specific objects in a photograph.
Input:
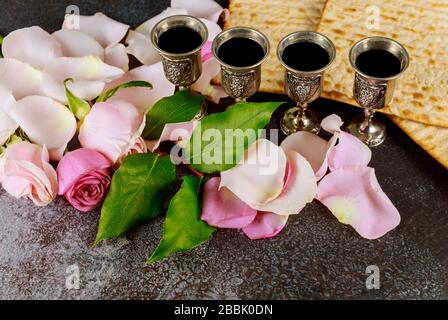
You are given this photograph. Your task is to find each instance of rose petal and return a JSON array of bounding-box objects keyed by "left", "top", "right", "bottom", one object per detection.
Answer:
[
  {"left": 251, "top": 151, "right": 317, "bottom": 216},
  {"left": 220, "top": 139, "right": 288, "bottom": 207},
  {"left": 0, "top": 87, "right": 18, "bottom": 145},
  {"left": 191, "top": 57, "right": 227, "bottom": 103},
  {"left": 321, "top": 113, "right": 344, "bottom": 133},
  {"left": 242, "top": 212, "right": 288, "bottom": 240},
  {"left": 135, "top": 7, "right": 188, "bottom": 36},
  {"left": 0, "top": 58, "right": 43, "bottom": 99},
  {"left": 2, "top": 26, "right": 62, "bottom": 68},
  {"left": 202, "top": 41, "right": 213, "bottom": 62},
  {"left": 8, "top": 96, "right": 77, "bottom": 161},
  {"left": 125, "top": 30, "right": 159, "bottom": 66},
  {"left": 42, "top": 56, "right": 124, "bottom": 103},
  {"left": 150, "top": 120, "right": 199, "bottom": 152},
  {"left": 105, "top": 62, "right": 174, "bottom": 114},
  {"left": 105, "top": 44, "right": 129, "bottom": 71},
  {"left": 63, "top": 12, "right": 129, "bottom": 48},
  {"left": 171, "top": 0, "right": 225, "bottom": 22},
  {"left": 199, "top": 18, "right": 222, "bottom": 41},
  {"left": 52, "top": 29, "right": 105, "bottom": 59},
  {"left": 201, "top": 177, "right": 257, "bottom": 228},
  {"left": 57, "top": 148, "right": 111, "bottom": 195},
  {"left": 280, "top": 131, "right": 335, "bottom": 180},
  {"left": 328, "top": 131, "right": 372, "bottom": 171},
  {"left": 317, "top": 166, "right": 401, "bottom": 239},
  {"left": 78, "top": 101, "right": 145, "bottom": 164}
]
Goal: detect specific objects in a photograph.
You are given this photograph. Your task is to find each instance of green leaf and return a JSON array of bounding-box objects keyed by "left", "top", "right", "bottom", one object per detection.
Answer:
[
  {"left": 96, "top": 80, "right": 152, "bottom": 103},
  {"left": 64, "top": 78, "right": 91, "bottom": 122},
  {"left": 147, "top": 176, "right": 215, "bottom": 263},
  {"left": 0, "top": 34, "right": 4, "bottom": 58},
  {"left": 94, "top": 153, "right": 176, "bottom": 246},
  {"left": 143, "top": 91, "right": 204, "bottom": 140},
  {"left": 185, "top": 101, "right": 284, "bottom": 173}
]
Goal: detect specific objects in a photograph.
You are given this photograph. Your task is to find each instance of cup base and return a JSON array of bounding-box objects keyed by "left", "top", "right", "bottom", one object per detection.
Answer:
[
  {"left": 347, "top": 114, "right": 386, "bottom": 147},
  {"left": 280, "top": 107, "right": 320, "bottom": 135}
]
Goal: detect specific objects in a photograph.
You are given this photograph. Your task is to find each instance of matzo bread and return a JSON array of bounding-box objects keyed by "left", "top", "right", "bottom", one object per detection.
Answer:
[
  {"left": 390, "top": 116, "right": 448, "bottom": 169},
  {"left": 317, "top": 0, "right": 448, "bottom": 127},
  {"left": 224, "top": 0, "right": 327, "bottom": 93}
]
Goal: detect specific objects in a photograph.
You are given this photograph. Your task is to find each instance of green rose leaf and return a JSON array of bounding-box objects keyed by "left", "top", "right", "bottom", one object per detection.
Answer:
[
  {"left": 148, "top": 176, "right": 215, "bottom": 263},
  {"left": 96, "top": 80, "right": 152, "bottom": 103},
  {"left": 185, "top": 101, "right": 284, "bottom": 173},
  {"left": 143, "top": 91, "right": 204, "bottom": 140},
  {"left": 94, "top": 153, "right": 176, "bottom": 246},
  {"left": 0, "top": 34, "right": 3, "bottom": 58},
  {"left": 64, "top": 78, "right": 91, "bottom": 122}
]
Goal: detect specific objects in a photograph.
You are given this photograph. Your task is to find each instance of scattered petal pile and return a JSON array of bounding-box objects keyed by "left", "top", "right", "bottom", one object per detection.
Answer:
[{"left": 202, "top": 115, "right": 400, "bottom": 240}]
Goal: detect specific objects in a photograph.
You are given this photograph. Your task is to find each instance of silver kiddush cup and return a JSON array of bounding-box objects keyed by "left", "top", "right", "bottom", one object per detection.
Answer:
[
  {"left": 347, "top": 37, "right": 409, "bottom": 147},
  {"left": 212, "top": 27, "right": 270, "bottom": 103},
  {"left": 151, "top": 15, "right": 208, "bottom": 119},
  {"left": 151, "top": 15, "right": 208, "bottom": 90},
  {"left": 278, "top": 31, "right": 336, "bottom": 135}
]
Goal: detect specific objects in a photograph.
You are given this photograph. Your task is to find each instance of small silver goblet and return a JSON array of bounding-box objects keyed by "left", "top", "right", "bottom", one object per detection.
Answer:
[
  {"left": 212, "top": 27, "right": 270, "bottom": 103},
  {"left": 151, "top": 15, "right": 208, "bottom": 118},
  {"left": 347, "top": 36, "right": 409, "bottom": 147},
  {"left": 278, "top": 31, "right": 336, "bottom": 135}
]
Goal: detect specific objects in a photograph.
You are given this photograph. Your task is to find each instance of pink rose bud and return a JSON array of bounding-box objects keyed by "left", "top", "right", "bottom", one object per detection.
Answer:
[{"left": 57, "top": 148, "right": 112, "bottom": 212}]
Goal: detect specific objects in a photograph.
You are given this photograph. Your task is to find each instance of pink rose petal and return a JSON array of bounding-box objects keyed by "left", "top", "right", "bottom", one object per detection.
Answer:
[
  {"left": 220, "top": 139, "right": 288, "bottom": 207},
  {"left": 2, "top": 26, "right": 62, "bottom": 68},
  {"left": 201, "top": 41, "right": 213, "bottom": 62},
  {"left": 150, "top": 120, "right": 199, "bottom": 152},
  {"left": 171, "top": 0, "right": 225, "bottom": 22},
  {"left": 0, "top": 87, "right": 18, "bottom": 145},
  {"left": 201, "top": 177, "right": 257, "bottom": 228},
  {"left": 52, "top": 29, "right": 104, "bottom": 59},
  {"left": 57, "top": 148, "right": 111, "bottom": 195},
  {"left": 243, "top": 212, "right": 288, "bottom": 240},
  {"left": 0, "top": 58, "right": 44, "bottom": 99},
  {"left": 317, "top": 166, "right": 401, "bottom": 239},
  {"left": 105, "top": 62, "right": 175, "bottom": 114},
  {"left": 191, "top": 57, "right": 227, "bottom": 103},
  {"left": 105, "top": 44, "right": 129, "bottom": 71},
  {"left": 251, "top": 151, "right": 317, "bottom": 216},
  {"left": 327, "top": 131, "right": 372, "bottom": 171},
  {"left": 63, "top": 12, "right": 129, "bottom": 48},
  {"left": 9, "top": 96, "right": 77, "bottom": 161},
  {"left": 78, "top": 101, "right": 145, "bottom": 164},
  {"left": 280, "top": 131, "right": 335, "bottom": 180},
  {"left": 42, "top": 56, "right": 124, "bottom": 103},
  {"left": 321, "top": 114, "right": 344, "bottom": 133}
]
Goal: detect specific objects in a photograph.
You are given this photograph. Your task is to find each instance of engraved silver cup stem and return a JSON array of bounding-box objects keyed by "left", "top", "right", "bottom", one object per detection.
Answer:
[
  {"left": 347, "top": 36, "right": 409, "bottom": 147},
  {"left": 151, "top": 15, "right": 208, "bottom": 91},
  {"left": 278, "top": 31, "right": 336, "bottom": 135},
  {"left": 212, "top": 27, "right": 270, "bottom": 103}
]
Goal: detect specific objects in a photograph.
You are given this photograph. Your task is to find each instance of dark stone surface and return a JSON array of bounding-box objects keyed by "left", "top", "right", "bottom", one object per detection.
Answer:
[{"left": 1, "top": 1, "right": 447, "bottom": 300}]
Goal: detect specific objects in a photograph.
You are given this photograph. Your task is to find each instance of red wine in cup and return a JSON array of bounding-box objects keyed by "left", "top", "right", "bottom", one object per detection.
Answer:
[
  {"left": 282, "top": 41, "right": 330, "bottom": 72},
  {"left": 157, "top": 26, "right": 203, "bottom": 54},
  {"left": 217, "top": 37, "right": 265, "bottom": 67},
  {"left": 355, "top": 49, "right": 401, "bottom": 78}
]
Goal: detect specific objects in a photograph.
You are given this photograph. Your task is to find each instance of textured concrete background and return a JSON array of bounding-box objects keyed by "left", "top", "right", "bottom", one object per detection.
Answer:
[{"left": 0, "top": 1, "right": 447, "bottom": 300}]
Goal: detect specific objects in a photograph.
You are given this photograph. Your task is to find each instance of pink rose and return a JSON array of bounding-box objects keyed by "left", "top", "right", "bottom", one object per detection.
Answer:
[
  {"left": 0, "top": 142, "right": 58, "bottom": 206},
  {"left": 78, "top": 101, "right": 146, "bottom": 164},
  {"left": 57, "top": 148, "right": 112, "bottom": 212}
]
